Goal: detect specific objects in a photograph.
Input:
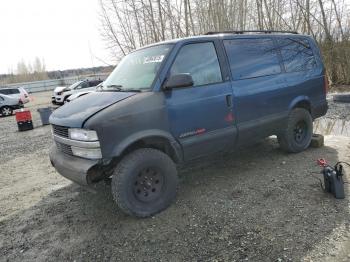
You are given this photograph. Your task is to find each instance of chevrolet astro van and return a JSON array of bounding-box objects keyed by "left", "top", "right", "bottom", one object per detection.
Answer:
[{"left": 49, "top": 31, "right": 328, "bottom": 217}]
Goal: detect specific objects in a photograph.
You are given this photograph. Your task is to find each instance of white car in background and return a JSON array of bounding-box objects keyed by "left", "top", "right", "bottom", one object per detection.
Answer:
[
  {"left": 0, "top": 87, "right": 30, "bottom": 104},
  {"left": 52, "top": 79, "right": 103, "bottom": 105},
  {"left": 0, "top": 94, "right": 24, "bottom": 116},
  {"left": 66, "top": 83, "right": 103, "bottom": 103}
]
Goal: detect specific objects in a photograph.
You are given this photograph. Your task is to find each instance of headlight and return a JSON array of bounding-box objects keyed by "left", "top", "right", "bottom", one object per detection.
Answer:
[
  {"left": 57, "top": 92, "right": 62, "bottom": 95},
  {"left": 69, "top": 129, "right": 98, "bottom": 141},
  {"left": 71, "top": 146, "right": 102, "bottom": 159}
]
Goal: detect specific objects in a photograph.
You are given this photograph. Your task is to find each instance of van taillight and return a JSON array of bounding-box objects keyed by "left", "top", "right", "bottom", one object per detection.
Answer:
[{"left": 324, "top": 75, "right": 329, "bottom": 94}]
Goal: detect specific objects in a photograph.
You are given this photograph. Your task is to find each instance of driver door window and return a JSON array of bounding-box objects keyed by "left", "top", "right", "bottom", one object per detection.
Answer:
[{"left": 170, "top": 42, "right": 222, "bottom": 87}]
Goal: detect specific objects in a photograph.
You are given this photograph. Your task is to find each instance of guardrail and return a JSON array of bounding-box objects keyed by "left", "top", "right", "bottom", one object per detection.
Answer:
[{"left": 2, "top": 74, "right": 109, "bottom": 93}]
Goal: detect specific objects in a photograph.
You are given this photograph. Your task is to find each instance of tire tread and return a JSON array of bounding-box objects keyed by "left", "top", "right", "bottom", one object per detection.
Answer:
[
  {"left": 278, "top": 108, "right": 313, "bottom": 153},
  {"left": 112, "top": 148, "right": 178, "bottom": 217}
]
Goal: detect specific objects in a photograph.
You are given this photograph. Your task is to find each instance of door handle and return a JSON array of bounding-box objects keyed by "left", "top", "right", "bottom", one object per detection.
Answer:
[{"left": 226, "top": 94, "right": 232, "bottom": 108}]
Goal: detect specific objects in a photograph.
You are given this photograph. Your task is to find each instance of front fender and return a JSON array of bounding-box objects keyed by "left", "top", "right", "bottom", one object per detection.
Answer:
[{"left": 111, "top": 129, "right": 183, "bottom": 162}]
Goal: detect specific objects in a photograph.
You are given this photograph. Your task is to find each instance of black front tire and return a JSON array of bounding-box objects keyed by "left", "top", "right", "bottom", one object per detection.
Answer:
[
  {"left": 278, "top": 108, "right": 313, "bottom": 153},
  {"left": 112, "top": 148, "right": 178, "bottom": 217}
]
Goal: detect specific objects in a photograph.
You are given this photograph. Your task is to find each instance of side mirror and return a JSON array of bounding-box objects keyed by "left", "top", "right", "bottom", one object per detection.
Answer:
[{"left": 163, "top": 73, "right": 194, "bottom": 90}]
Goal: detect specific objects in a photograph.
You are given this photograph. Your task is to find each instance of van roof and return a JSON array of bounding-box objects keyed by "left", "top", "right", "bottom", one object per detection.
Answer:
[
  {"left": 145, "top": 31, "right": 311, "bottom": 47},
  {"left": 205, "top": 30, "right": 299, "bottom": 35}
]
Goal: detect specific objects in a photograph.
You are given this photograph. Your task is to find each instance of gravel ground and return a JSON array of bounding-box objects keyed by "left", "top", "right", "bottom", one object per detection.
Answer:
[
  {"left": 1, "top": 91, "right": 350, "bottom": 261},
  {"left": 326, "top": 98, "right": 350, "bottom": 121}
]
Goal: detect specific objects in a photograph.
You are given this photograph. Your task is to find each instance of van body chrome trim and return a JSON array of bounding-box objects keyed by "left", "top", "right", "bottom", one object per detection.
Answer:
[{"left": 53, "top": 134, "right": 100, "bottom": 148}]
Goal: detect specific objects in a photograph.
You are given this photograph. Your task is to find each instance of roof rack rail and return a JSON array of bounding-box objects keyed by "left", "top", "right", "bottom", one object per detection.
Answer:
[{"left": 205, "top": 30, "right": 298, "bottom": 35}]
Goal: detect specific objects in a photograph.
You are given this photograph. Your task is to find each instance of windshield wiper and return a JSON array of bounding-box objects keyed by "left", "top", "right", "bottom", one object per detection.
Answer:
[
  {"left": 100, "top": 84, "right": 144, "bottom": 93},
  {"left": 99, "top": 84, "right": 123, "bottom": 92},
  {"left": 118, "top": 89, "right": 143, "bottom": 93}
]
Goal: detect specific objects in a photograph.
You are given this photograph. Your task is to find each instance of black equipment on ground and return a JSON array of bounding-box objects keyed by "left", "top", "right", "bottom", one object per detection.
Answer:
[
  {"left": 322, "top": 166, "right": 345, "bottom": 199},
  {"left": 317, "top": 159, "right": 347, "bottom": 199}
]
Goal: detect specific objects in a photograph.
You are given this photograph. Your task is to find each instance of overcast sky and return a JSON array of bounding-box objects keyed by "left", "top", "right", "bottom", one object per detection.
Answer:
[{"left": 0, "top": 0, "right": 111, "bottom": 74}]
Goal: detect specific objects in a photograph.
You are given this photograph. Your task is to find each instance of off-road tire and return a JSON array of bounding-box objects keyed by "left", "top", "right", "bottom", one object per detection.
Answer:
[
  {"left": 111, "top": 148, "right": 178, "bottom": 217},
  {"left": 278, "top": 108, "right": 313, "bottom": 153},
  {"left": 1, "top": 106, "right": 13, "bottom": 117}
]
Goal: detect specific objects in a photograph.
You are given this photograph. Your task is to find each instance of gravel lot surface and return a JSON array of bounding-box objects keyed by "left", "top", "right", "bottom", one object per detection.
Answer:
[
  {"left": 1, "top": 91, "right": 350, "bottom": 261},
  {"left": 326, "top": 97, "right": 350, "bottom": 121}
]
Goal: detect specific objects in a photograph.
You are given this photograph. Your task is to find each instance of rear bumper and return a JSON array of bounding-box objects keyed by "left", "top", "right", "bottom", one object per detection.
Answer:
[
  {"left": 12, "top": 104, "right": 24, "bottom": 110},
  {"left": 49, "top": 145, "right": 100, "bottom": 186}
]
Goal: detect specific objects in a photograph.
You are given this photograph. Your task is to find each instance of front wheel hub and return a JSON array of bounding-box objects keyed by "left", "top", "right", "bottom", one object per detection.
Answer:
[
  {"left": 294, "top": 121, "right": 307, "bottom": 143},
  {"left": 133, "top": 167, "right": 164, "bottom": 202}
]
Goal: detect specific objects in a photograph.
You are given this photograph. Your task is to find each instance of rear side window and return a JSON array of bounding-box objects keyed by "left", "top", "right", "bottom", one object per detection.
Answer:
[
  {"left": 0, "top": 89, "right": 10, "bottom": 95},
  {"left": 278, "top": 38, "right": 316, "bottom": 72},
  {"left": 224, "top": 38, "right": 281, "bottom": 80},
  {"left": 10, "top": 89, "right": 20, "bottom": 94},
  {"left": 170, "top": 42, "right": 222, "bottom": 86},
  {"left": 1, "top": 89, "right": 20, "bottom": 94}
]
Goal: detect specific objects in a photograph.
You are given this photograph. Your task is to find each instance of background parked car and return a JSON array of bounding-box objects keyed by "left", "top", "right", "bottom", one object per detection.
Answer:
[
  {"left": 66, "top": 83, "right": 103, "bottom": 103},
  {"left": 0, "top": 94, "right": 23, "bottom": 116},
  {"left": 0, "top": 87, "right": 30, "bottom": 104},
  {"left": 52, "top": 79, "right": 103, "bottom": 105},
  {"left": 66, "top": 91, "right": 94, "bottom": 103}
]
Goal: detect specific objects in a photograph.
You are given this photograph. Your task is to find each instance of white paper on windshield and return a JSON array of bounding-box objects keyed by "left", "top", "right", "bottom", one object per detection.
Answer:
[{"left": 143, "top": 55, "right": 165, "bottom": 64}]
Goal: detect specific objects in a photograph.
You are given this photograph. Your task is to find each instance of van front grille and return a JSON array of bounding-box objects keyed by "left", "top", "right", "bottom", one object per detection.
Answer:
[
  {"left": 55, "top": 141, "right": 73, "bottom": 156},
  {"left": 52, "top": 125, "right": 69, "bottom": 138}
]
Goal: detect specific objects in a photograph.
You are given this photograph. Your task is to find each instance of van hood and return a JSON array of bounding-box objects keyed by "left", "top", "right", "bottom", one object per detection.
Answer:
[{"left": 49, "top": 91, "right": 136, "bottom": 127}]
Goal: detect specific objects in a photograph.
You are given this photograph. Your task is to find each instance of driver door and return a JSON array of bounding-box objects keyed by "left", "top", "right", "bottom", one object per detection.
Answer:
[{"left": 164, "top": 41, "right": 237, "bottom": 161}]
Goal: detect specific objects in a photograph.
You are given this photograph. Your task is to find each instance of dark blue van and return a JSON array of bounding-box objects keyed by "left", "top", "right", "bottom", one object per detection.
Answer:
[{"left": 49, "top": 31, "right": 328, "bottom": 217}]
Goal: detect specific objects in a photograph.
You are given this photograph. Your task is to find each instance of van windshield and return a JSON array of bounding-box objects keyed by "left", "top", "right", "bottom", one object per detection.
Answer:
[{"left": 101, "top": 44, "right": 173, "bottom": 92}]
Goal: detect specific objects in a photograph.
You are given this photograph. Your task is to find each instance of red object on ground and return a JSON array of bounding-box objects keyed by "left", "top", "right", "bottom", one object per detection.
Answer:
[
  {"left": 317, "top": 158, "right": 327, "bottom": 167},
  {"left": 15, "top": 110, "right": 32, "bottom": 122}
]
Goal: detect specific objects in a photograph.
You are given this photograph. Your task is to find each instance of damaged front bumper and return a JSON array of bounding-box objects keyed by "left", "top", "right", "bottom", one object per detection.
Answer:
[{"left": 49, "top": 145, "right": 101, "bottom": 186}]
